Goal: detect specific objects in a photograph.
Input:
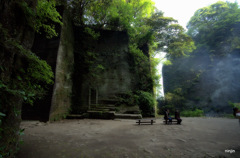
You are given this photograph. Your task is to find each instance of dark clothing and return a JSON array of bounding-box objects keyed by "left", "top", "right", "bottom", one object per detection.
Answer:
[
  {"left": 164, "top": 111, "right": 172, "bottom": 124},
  {"left": 175, "top": 111, "right": 182, "bottom": 124}
]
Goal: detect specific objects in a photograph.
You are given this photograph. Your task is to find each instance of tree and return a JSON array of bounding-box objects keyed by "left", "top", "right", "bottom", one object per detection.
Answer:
[
  {"left": 70, "top": 0, "right": 196, "bottom": 117},
  {"left": 34, "top": 0, "right": 63, "bottom": 38},
  {"left": 187, "top": 1, "right": 240, "bottom": 55},
  {"left": 145, "top": 10, "right": 195, "bottom": 58},
  {"left": 70, "top": 0, "right": 195, "bottom": 57},
  {"left": 70, "top": 0, "right": 155, "bottom": 30},
  {"left": 0, "top": 0, "right": 62, "bottom": 156}
]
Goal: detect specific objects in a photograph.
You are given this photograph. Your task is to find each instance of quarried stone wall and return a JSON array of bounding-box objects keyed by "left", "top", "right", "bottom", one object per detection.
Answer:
[
  {"left": 72, "top": 29, "right": 136, "bottom": 113},
  {"left": 49, "top": 9, "right": 74, "bottom": 121}
]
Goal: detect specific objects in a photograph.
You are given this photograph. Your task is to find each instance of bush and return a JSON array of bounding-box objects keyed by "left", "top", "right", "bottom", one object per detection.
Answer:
[
  {"left": 137, "top": 91, "right": 155, "bottom": 117},
  {"left": 115, "top": 91, "right": 139, "bottom": 107},
  {"left": 115, "top": 91, "right": 155, "bottom": 117},
  {"left": 228, "top": 102, "right": 240, "bottom": 109},
  {"left": 181, "top": 109, "right": 204, "bottom": 117},
  {"left": 164, "top": 91, "right": 185, "bottom": 110}
]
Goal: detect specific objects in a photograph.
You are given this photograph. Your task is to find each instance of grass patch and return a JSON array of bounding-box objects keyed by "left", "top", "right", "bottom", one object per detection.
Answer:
[
  {"left": 222, "top": 114, "right": 235, "bottom": 119},
  {"left": 181, "top": 109, "right": 204, "bottom": 117}
]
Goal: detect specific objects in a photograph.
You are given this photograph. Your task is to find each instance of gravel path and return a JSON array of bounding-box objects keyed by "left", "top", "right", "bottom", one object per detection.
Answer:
[{"left": 17, "top": 117, "right": 240, "bottom": 158}]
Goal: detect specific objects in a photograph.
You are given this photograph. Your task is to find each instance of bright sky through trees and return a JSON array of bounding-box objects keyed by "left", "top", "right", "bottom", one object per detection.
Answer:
[
  {"left": 154, "top": 0, "right": 240, "bottom": 97},
  {"left": 153, "top": 0, "right": 240, "bottom": 29}
]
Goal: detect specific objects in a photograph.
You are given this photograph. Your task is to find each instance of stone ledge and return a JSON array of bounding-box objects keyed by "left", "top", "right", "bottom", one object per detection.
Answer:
[
  {"left": 114, "top": 113, "right": 142, "bottom": 119},
  {"left": 66, "top": 114, "right": 84, "bottom": 119}
]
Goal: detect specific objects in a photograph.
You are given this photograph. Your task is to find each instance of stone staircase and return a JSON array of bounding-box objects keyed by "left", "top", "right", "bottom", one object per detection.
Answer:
[
  {"left": 68, "top": 97, "right": 142, "bottom": 120},
  {"left": 87, "top": 104, "right": 116, "bottom": 119}
]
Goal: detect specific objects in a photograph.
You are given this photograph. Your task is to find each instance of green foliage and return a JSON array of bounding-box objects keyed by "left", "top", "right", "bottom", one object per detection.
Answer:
[
  {"left": 129, "top": 44, "right": 148, "bottom": 64},
  {"left": 115, "top": 91, "right": 154, "bottom": 116},
  {"left": 187, "top": 1, "right": 240, "bottom": 55},
  {"left": 157, "top": 87, "right": 195, "bottom": 115},
  {"left": 161, "top": 55, "right": 205, "bottom": 109},
  {"left": 0, "top": 21, "right": 54, "bottom": 157},
  {"left": 35, "top": 0, "right": 63, "bottom": 38},
  {"left": 145, "top": 11, "right": 196, "bottom": 58},
  {"left": 84, "top": 27, "right": 100, "bottom": 40},
  {"left": 163, "top": 60, "right": 172, "bottom": 66},
  {"left": 71, "top": 0, "right": 155, "bottom": 30},
  {"left": 223, "top": 114, "right": 235, "bottom": 119},
  {"left": 137, "top": 91, "right": 155, "bottom": 117},
  {"left": 165, "top": 24, "right": 196, "bottom": 58},
  {"left": 84, "top": 51, "right": 105, "bottom": 87},
  {"left": 164, "top": 90, "right": 185, "bottom": 110},
  {"left": 115, "top": 91, "right": 140, "bottom": 107},
  {"left": 70, "top": 0, "right": 196, "bottom": 116},
  {"left": 0, "top": 38, "right": 54, "bottom": 104},
  {"left": 0, "top": 0, "right": 62, "bottom": 157},
  {"left": 181, "top": 109, "right": 204, "bottom": 117},
  {"left": 129, "top": 44, "right": 153, "bottom": 91},
  {"left": 0, "top": 126, "right": 24, "bottom": 158},
  {"left": 70, "top": 0, "right": 194, "bottom": 57},
  {"left": 18, "top": 0, "right": 63, "bottom": 38},
  {"left": 228, "top": 102, "right": 240, "bottom": 109},
  {"left": 162, "top": 1, "right": 240, "bottom": 116}
]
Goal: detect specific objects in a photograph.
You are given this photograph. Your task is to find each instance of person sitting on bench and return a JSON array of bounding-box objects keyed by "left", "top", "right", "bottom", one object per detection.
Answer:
[
  {"left": 233, "top": 107, "right": 240, "bottom": 118},
  {"left": 233, "top": 107, "right": 240, "bottom": 125},
  {"left": 175, "top": 109, "right": 182, "bottom": 124},
  {"left": 164, "top": 109, "right": 172, "bottom": 124}
]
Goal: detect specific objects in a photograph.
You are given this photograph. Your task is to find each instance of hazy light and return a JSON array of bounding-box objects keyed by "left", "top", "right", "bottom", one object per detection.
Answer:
[
  {"left": 152, "top": 0, "right": 240, "bottom": 29},
  {"left": 155, "top": 52, "right": 167, "bottom": 97}
]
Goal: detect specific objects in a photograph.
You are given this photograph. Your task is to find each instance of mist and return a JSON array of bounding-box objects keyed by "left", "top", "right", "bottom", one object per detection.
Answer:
[{"left": 162, "top": 49, "right": 240, "bottom": 115}]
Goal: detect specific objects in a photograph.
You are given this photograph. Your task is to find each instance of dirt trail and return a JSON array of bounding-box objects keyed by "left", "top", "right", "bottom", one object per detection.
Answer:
[{"left": 17, "top": 118, "right": 240, "bottom": 158}]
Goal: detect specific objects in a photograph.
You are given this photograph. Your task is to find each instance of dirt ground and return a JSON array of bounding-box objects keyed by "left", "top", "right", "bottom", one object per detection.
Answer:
[{"left": 17, "top": 117, "right": 240, "bottom": 158}]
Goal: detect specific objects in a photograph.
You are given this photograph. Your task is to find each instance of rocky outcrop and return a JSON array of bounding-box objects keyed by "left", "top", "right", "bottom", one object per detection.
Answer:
[
  {"left": 49, "top": 9, "right": 74, "bottom": 121},
  {"left": 72, "top": 29, "right": 137, "bottom": 115},
  {"left": 163, "top": 50, "right": 240, "bottom": 114},
  {"left": 0, "top": 0, "right": 37, "bottom": 157}
]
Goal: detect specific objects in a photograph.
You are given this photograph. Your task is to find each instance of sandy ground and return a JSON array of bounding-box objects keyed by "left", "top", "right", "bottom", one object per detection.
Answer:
[{"left": 17, "top": 117, "right": 240, "bottom": 158}]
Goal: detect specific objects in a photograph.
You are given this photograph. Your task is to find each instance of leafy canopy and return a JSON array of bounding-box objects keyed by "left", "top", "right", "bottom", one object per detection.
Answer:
[
  {"left": 187, "top": 1, "right": 240, "bottom": 55},
  {"left": 70, "top": 0, "right": 195, "bottom": 94},
  {"left": 20, "top": 0, "right": 63, "bottom": 38},
  {"left": 70, "top": 0, "right": 195, "bottom": 58},
  {"left": 35, "top": 0, "right": 63, "bottom": 38},
  {"left": 145, "top": 11, "right": 195, "bottom": 58}
]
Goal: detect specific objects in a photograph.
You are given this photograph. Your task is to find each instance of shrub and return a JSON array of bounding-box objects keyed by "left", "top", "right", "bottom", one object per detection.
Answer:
[
  {"left": 228, "top": 102, "right": 240, "bottom": 109},
  {"left": 115, "top": 91, "right": 139, "bottom": 107},
  {"left": 181, "top": 109, "right": 204, "bottom": 117},
  {"left": 115, "top": 91, "right": 155, "bottom": 117},
  {"left": 137, "top": 91, "right": 155, "bottom": 117}
]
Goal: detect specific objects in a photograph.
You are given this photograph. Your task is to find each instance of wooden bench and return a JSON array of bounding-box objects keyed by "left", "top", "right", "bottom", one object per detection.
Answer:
[
  {"left": 163, "top": 118, "right": 180, "bottom": 124},
  {"left": 136, "top": 118, "right": 156, "bottom": 125}
]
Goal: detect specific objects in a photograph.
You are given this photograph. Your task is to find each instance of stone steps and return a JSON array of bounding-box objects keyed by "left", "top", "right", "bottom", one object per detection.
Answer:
[
  {"left": 98, "top": 99, "right": 118, "bottom": 105},
  {"left": 68, "top": 103, "right": 142, "bottom": 120},
  {"left": 66, "top": 114, "right": 84, "bottom": 119},
  {"left": 114, "top": 113, "right": 142, "bottom": 119},
  {"left": 90, "top": 104, "right": 116, "bottom": 111},
  {"left": 87, "top": 110, "right": 115, "bottom": 119},
  {"left": 87, "top": 104, "right": 116, "bottom": 119}
]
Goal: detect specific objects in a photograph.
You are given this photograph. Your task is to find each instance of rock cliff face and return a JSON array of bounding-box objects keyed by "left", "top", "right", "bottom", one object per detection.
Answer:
[
  {"left": 0, "top": 0, "right": 37, "bottom": 156},
  {"left": 72, "top": 28, "right": 137, "bottom": 113},
  {"left": 49, "top": 9, "right": 74, "bottom": 121},
  {"left": 163, "top": 50, "right": 240, "bottom": 114},
  {"left": 21, "top": 5, "right": 67, "bottom": 122},
  {"left": 21, "top": 27, "right": 61, "bottom": 121},
  {"left": 22, "top": 13, "right": 147, "bottom": 119}
]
